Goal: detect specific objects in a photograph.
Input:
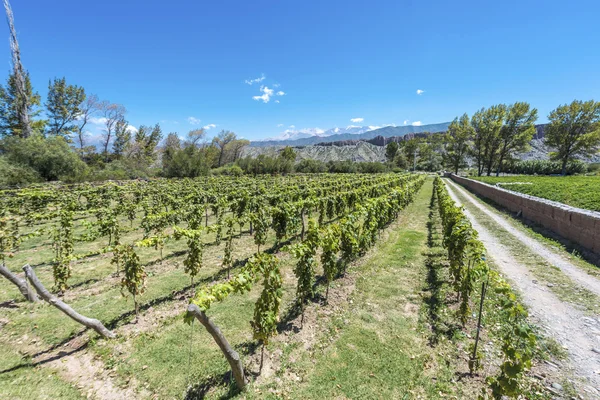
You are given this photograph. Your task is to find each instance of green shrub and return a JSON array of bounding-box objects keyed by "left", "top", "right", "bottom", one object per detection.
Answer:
[
  {"left": 0, "top": 134, "right": 88, "bottom": 182},
  {"left": 0, "top": 156, "right": 41, "bottom": 187}
]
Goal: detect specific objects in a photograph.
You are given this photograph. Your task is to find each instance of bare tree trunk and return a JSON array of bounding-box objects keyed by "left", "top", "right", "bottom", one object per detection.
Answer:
[
  {"left": 187, "top": 304, "right": 247, "bottom": 390},
  {"left": 22, "top": 264, "right": 115, "bottom": 339},
  {"left": 0, "top": 263, "right": 38, "bottom": 302},
  {"left": 3, "top": 0, "right": 32, "bottom": 138}
]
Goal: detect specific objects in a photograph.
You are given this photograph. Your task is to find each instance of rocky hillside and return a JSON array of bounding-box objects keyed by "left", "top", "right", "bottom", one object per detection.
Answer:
[
  {"left": 250, "top": 122, "right": 451, "bottom": 147},
  {"left": 241, "top": 141, "right": 386, "bottom": 162},
  {"left": 242, "top": 123, "right": 599, "bottom": 164}
]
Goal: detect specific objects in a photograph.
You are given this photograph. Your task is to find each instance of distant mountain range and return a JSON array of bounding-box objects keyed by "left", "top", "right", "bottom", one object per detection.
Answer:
[
  {"left": 251, "top": 122, "right": 452, "bottom": 147},
  {"left": 262, "top": 126, "right": 378, "bottom": 142}
]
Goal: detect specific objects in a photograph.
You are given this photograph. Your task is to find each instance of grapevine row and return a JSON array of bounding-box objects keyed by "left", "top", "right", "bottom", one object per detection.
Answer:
[{"left": 433, "top": 176, "right": 537, "bottom": 399}]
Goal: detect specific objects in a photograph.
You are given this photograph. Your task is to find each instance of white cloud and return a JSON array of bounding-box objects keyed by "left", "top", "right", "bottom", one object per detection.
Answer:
[
  {"left": 245, "top": 74, "right": 265, "bottom": 85},
  {"left": 350, "top": 117, "right": 364, "bottom": 123},
  {"left": 253, "top": 85, "right": 275, "bottom": 103},
  {"left": 403, "top": 120, "right": 409, "bottom": 125},
  {"left": 276, "top": 91, "right": 285, "bottom": 96},
  {"left": 89, "top": 116, "right": 108, "bottom": 126},
  {"left": 126, "top": 124, "right": 138, "bottom": 133},
  {"left": 203, "top": 124, "right": 217, "bottom": 130},
  {"left": 416, "top": 89, "right": 424, "bottom": 95},
  {"left": 283, "top": 127, "right": 325, "bottom": 135},
  {"left": 289, "top": 125, "right": 295, "bottom": 128},
  {"left": 187, "top": 117, "right": 201, "bottom": 125},
  {"left": 412, "top": 121, "right": 422, "bottom": 126},
  {"left": 275, "top": 100, "right": 280, "bottom": 103},
  {"left": 277, "top": 124, "right": 284, "bottom": 127},
  {"left": 368, "top": 125, "right": 381, "bottom": 130}
]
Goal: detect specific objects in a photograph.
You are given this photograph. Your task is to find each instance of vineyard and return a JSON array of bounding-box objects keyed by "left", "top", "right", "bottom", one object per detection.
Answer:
[
  {"left": 0, "top": 173, "right": 595, "bottom": 399},
  {"left": 472, "top": 175, "right": 600, "bottom": 212},
  {"left": 0, "top": 173, "right": 427, "bottom": 398}
]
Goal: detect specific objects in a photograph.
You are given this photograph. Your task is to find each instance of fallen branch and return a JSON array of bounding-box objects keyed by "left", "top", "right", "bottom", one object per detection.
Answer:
[
  {"left": 22, "top": 264, "right": 115, "bottom": 339},
  {"left": 187, "top": 303, "right": 247, "bottom": 390},
  {"left": 0, "top": 263, "right": 39, "bottom": 302}
]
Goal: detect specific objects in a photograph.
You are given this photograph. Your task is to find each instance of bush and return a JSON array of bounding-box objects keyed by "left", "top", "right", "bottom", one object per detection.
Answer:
[
  {"left": 295, "top": 159, "right": 327, "bottom": 173},
  {"left": 501, "top": 159, "right": 587, "bottom": 175},
  {"left": 162, "top": 146, "right": 211, "bottom": 178},
  {"left": 0, "top": 134, "right": 88, "bottom": 182},
  {"left": 0, "top": 156, "right": 41, "bottom": 187},
  {"left": 211, "top": 164, "right": 244, "bottom": 176}
]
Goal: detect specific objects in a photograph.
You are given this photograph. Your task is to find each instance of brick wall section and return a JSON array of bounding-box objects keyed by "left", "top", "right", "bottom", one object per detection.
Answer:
[{"left": 448, "top": 174, "right": 600, "bottom": 256}]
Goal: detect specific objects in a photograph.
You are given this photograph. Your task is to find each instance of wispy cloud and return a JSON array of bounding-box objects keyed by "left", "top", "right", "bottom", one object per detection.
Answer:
[
  {"left": 412, "top": 121, "right": 422, "bottom": 126},
  {"left": 289, "top": 125, "right": 295, "bottom": 128},
  {"left": 245, "top": 74, "right": 266, "bottom": 85},
  {"left": 203, "top": 124, "right": 216, "bottom": 130},
  {"left": 350, "top": 117, "right": 364, "bottom": 123},
  {"left": 187, "top": 117, "right": 201, "bottom": 125},
  {"left": 277, "top": 124, "right": 284, "bottom": 127},
  {"left": 416, "top": 89, "right": 425, "bottom": 95},
  {"left": 252, "top": 85, "right": 286, "bottom": 103},
  {"left": 403, "top": 120, "right": 409, "bottom": 125}
]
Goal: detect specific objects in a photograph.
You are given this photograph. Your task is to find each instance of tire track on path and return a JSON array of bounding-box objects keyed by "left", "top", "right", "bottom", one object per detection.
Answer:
[
  {"left": 446, "top": 178, "right": 600, "bottom": 297},
  {"left": 444, "top": 179, "right": 600, "bottom": 398}
]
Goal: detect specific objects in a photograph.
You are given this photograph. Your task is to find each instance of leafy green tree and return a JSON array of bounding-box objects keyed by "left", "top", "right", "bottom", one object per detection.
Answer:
[
  {"left": 403, "top": 138, "right": 420, "bottom": 171},
  {"left": 545, "top": 100, "right": 600, "bottom": 175},
  {"left": 385, "top": 141, "right": 398, "bottom": 162},
  {"left": 212, "top": 130, "right": 236, "bottom": 167},
  {"left": 163, "top": 145, "right": 210, "bottom": 177},
  {"left": 186, "top": 128, "right": 206, "bottom": 147},
  {"left": 418, "top": 137, "right": 443, "bottom": 171},
  {"left": 112, "top": 118, "right": 131, "bottom": 158},
  {"left": 229, "top": 138, "right": 250, "bottom": 161},
  {"left": 280, "top": 146, "right": 296, "bottom": 162},
  {"left": 0, "top": 72, "right": 43, "bottom": 137},
  {"left": 495, "top": 102, "right": 537, "bottom": 176},
  {"left": 394, "top": 151, "right": 408, "bottom": 169},
  {"left": 445, "top": 114, "right": 474, "bottom": 174},
  {"left": 161, "top": 132, "right": 181, "bottom": 173},
  {"left": 45, "top": 77, "right": 85, "bottom": 139},
  {"left": 471, "top": 105, "right": 506, "bottom": 176}
]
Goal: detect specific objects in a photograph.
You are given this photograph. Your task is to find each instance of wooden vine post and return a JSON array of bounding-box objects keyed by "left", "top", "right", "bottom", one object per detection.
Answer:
[
  {"left": 186, "top": 304, "right": 247, "bottom": 390},
  {"left": 0, "top": 263, "right": 38, "bottom": 302},
  {"left": 22, "top": 264, "right": 115, "bottom": 339}
]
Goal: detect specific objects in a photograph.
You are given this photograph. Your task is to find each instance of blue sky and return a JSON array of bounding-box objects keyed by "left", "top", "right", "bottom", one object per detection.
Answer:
[{"left": 4, "top": 0, "right": 600, "bottom": 141}]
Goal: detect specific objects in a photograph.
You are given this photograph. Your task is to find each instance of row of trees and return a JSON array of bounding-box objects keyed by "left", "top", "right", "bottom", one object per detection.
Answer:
[
  {"left": 443, "top": 100, "right": 600, "bottom": 176},
  {"left": 383, "top": 99, "right": 599, "bottom": 176}
]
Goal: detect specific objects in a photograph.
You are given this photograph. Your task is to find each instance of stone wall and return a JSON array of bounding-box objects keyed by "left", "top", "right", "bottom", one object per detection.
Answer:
[{"left": 449, "top": 174, "right": 600, "bottom": 256}]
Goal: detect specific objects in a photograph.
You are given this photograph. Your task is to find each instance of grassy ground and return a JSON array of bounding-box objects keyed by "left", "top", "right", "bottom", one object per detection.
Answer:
[
  {"left": 1, "top": 178, "right": 559, "bottom": 399},
  {"left": 471, "top": 175, "right": 600, "bottom": 212},
  {"left": 0, "top": 340, "right": 83, "bottom": 400},
  {"left": 254, "top": 179, "right": 470, "bottom": 399}
]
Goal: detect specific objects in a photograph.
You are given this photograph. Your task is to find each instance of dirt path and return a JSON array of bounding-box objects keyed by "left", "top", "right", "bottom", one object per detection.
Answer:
[
  {"left": 445, "top": 179, "right": 600, "bottom": 297},
  {"left": 444, "top": 180, "right": 600, "bottom": 398}
]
